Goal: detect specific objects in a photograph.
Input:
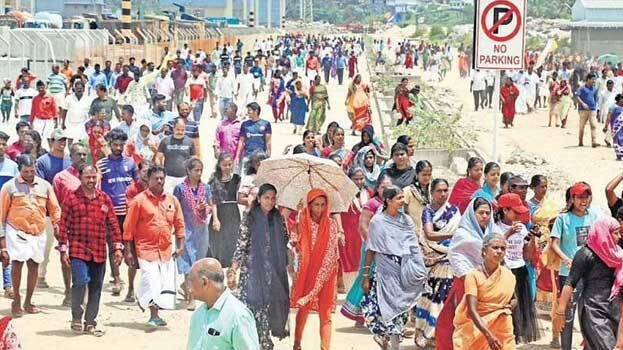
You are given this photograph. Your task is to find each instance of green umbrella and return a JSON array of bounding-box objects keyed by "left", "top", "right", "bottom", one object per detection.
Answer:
[{"left": 597, "top": 53, "right": 620, "bottom": 65}]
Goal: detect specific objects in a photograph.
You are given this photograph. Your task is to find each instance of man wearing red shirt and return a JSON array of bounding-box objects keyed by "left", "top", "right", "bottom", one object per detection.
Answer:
[
  {"left": 57, "top": 165, "right": 122, "bottom": 335},
  {"left": 31, "top": 81, "right": 58, "bottom": 144},
  {"left": 305, "top": 53, "right": 320, "bottom": 84},
  {"left": 115, "top": 65, "right": 133, "bottom": 96},
  {"left": 6, "top": 121, "right": 31, "bottom": 161}
]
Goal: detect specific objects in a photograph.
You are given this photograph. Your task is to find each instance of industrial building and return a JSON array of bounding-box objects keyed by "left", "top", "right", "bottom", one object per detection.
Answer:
[{"left": 567, "top": 0, "right": 623, "bottom": 56}]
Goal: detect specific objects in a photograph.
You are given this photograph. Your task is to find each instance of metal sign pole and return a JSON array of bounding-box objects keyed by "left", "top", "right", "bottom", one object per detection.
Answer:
[{"left": 492, "top": 69, "right": 501, "bottom": 162}]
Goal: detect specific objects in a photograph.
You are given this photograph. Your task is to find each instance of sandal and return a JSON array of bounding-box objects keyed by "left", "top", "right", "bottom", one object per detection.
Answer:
[
  {"left": 373, "top": 335, "right": 388, "bottom": 350},
  {"left": 4, "top": 288, "right": 14, "bottom": 299},
  {"left": 124, "top": 291, "right": 135, "bottom": 303},
  {"left": 186, "top": 300, "right": 196, "bottom": 311},
  {"left": 62, "top": 295, "right": 72, "bottom": 307},
  {"left": 23, "top": 304, "right": 41, "bottom": 314},
  {"left": 84, "top": 325, "right": 105, "bottom": 337},
  {"left": 11, "top": 302, "right": 23, "bottom": 318},
  {"left": 70, "top": 320, "right": 83, "bottom": 333},
  {"left": 111, "top": 283, "right": 122, "bottom": 296}
]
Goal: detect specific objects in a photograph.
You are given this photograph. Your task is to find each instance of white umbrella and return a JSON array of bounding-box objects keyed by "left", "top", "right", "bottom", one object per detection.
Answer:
[{"left": 254, "top": 153, "right": 359, "bottom": 213}]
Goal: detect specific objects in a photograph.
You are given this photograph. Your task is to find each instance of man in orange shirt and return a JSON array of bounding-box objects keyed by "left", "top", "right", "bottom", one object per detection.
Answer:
[
  {"left": 123, "top": 165, "right": 185, "bottom": 328},
  {"left": 0, "top": 154, "right": 61, "bottom": 318},
  {"left": 31, "top": 80, "right": 59, "bottom": 145}
]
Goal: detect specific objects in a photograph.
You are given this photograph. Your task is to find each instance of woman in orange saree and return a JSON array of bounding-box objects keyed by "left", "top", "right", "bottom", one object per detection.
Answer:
[
  {"left": 291, "top": 189, "right": 341, "bottom": 350},
  {"left": 346, "top": 74, "right": 372, "bottom": 136},
  {"left": 453, "top": 233, "right": 517, "bottom": 350}
]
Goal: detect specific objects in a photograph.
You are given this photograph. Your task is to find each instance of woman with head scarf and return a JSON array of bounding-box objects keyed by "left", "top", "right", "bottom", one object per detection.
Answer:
[
  {"left": 403, "top": 160, "right": 433, "bottom": 235},
  {"left": 449, "top": 157, "right": 484, "bottom": 214},
  {"left": 345, "top": 125, "right": 386, "bottom": 168},
  {"left": 346, "top": 74, "right": 372, "bottom": 135},
  {"left": 378, "top": 142, "right": 416, "bottom": 190},
  {"left": 554, "top": 217, "right": 622, "bottom": 350},
  {"left": 228, "top": 183, "right": 290, "bottom": 350},
  {"left": 361, "top": 186, "right": 428, "bottom": 350},
  {"left": 338, "top": 168, "right": 369, "bottom": 294},
  {"left": 435, "top": 197, "right": 495, "bottom": 350},
  {"left": 341, "top": 176, "right": 393, "bottom": 326},
  {"left": 306, "top": 75, "right": 330, "bottom": 134},
  {"left": 413, "top": 178, "right": 461, "bottom": 348},
  {"left": 453, "top": 233, "right": 518, "bottom": 350},
  {"left": 291, "top": 189, "right": 340, "bottom": 350},
  {"left": 354, "top": 145, "right": 381, "bottom": 192}
]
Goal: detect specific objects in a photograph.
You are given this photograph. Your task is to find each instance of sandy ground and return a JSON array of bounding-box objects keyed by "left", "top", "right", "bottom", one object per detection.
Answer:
[
  {"left": 1, "top": 37, "right": 591, "bottom": 349},
  {"left": 0, "top": 49, "right": 376, "bottom": 350}
]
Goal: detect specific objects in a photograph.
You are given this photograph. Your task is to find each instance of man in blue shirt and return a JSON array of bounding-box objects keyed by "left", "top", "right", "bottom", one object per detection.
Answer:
[
  {"left": 321, "top": 53, "right": 333, "bottom": 84},
  {"left": 88, "top": 64, "right": 107, "bottom": 95},
  {"left": 575, "top": 73, "right": 600, "bottom": 147},
  {"left": 235, "top": 102, "right": 271, "bottom": 172},
  {"left": 336, "top": 52, "right": 347, "bottom": 85},
  {"left": 96, "top": 128, "right": 138, "bottom": 300},
  {"left": 35, "top": 128, "right": 71, "bottom": 303}
]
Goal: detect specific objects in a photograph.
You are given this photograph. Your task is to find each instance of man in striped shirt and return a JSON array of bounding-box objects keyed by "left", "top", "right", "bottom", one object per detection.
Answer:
[
  {"left": 96, "top": 129, "right": 138, "bottom": 300},
  {"left": 46, "top": 65, "right": 68, "bottom": 114}
]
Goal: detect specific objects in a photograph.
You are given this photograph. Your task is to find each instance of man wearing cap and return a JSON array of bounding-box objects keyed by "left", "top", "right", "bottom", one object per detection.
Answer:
[
  {"left": 549, "top": 182, "right": 601, "bottom": 349},
  {"left": 35, "top": 129, "right": 71, "bottom": 298},
  {"left": 494, "top": 192, "right": 533, "bottom": 279},
  {"left": 31, "top": 80, "right": 59, "bottom": 143},
  {"left": 0, "top": 154, "right": 61, "bottom": 317}
]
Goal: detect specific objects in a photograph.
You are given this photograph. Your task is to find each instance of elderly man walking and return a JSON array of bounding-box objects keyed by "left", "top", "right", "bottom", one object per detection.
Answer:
[
  {"left": 187, "top": 258, "right": 259, "bottom": 350},
  {"left": 57, "top": 165, "right": 123, "bottom": 336},
  {"left": 123, "top": 165, "right": 185, "bottom": 327},
  {"left": 0, "top": 154, "right": 61, "bottom": 318}
]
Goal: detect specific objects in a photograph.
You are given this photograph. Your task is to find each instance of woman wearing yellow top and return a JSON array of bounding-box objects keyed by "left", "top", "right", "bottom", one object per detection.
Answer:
[{"left": 453, "top": 233, "right": 518, "bottom": 350}]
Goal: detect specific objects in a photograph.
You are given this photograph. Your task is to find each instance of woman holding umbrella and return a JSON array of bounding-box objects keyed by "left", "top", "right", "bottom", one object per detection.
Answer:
[
  {"left": 291, "top": 189, "right": 341, "bottom": 350},
  {"left": 228, "top": 183, "right": 290, "bottom": 350}
]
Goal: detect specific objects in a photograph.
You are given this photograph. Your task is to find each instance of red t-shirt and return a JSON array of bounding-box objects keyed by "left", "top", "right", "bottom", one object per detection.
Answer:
[
  {"left": 31, "top": 94, "right": 58, "bottom": 120},
  {"left": 116, "top": 75, "right": 133, "bottom": 94}
]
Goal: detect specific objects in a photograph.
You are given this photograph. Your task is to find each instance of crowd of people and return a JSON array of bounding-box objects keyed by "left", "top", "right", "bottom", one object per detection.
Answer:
[
  {"left": 465, "top": 50, "right": 623, "bottom": 159},
  {"left": 2, "top": 29, "right": 623, "bottom": 350}
]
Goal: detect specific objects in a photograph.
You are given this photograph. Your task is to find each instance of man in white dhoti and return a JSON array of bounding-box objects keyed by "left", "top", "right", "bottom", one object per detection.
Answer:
[
  {"left": 236, "top": 65, "right": 257, "bottom": 108},
  {"left": 123, "top": 165, "right": 185, "bottom": 328},
  {"left": 0, "top": 154, "right": 61, "bottom": 318}
]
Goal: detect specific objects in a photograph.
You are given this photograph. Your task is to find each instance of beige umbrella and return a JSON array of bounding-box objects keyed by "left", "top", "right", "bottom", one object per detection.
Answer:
[{"left": 254, "top": 153, "right": 359, "bottom": 213}]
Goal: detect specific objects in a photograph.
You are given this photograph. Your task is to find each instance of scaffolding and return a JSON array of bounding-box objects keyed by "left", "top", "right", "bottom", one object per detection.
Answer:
[{"left": 300, "top": 0, "right": 313, "bottom": 23}]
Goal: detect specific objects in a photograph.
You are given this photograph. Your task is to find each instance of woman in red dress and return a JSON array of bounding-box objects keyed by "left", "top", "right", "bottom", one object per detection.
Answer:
[
  {"left": 404, "top": 50, "right": 414, "bottom": 70},
  {"left": 500, "top": 77, "right": 520, "bottom": 128},
  {"left": 396, "top": 85, "right": 413, "bottom": 126},
  {"left": 291, "top": 189, "right": 341, "bottom": 350},
  {"left": 338, "top": 168, "right": 370, "bottom": 293}
]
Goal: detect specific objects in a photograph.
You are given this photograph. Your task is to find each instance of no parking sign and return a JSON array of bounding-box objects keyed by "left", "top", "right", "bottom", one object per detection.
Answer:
[{"left": 474, "top": 0, "right": 526, "bottom": 70}]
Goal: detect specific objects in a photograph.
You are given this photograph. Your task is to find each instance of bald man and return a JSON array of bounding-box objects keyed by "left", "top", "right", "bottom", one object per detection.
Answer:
[{"left": 187, "top": 258, "right": 259, "bottom": 350}]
